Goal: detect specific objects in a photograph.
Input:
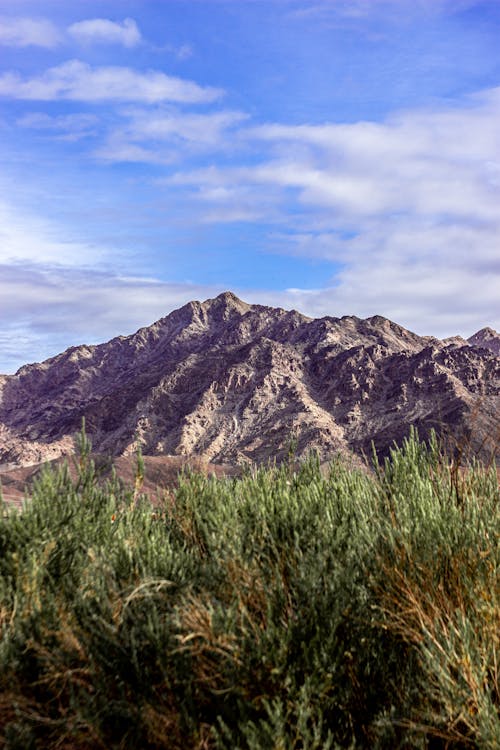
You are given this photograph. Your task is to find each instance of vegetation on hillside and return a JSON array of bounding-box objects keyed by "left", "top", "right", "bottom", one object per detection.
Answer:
[{"left": 0, "top": 430, "right": 498, "bottom": 749}]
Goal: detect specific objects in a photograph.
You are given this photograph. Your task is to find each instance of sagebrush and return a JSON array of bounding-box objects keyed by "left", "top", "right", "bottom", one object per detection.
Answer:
[{"left": 0, "top": 430, "right": 498, "bottom": 749}]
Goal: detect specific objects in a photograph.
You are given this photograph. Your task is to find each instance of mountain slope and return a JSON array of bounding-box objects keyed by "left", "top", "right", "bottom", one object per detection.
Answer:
[{"left": 0, "top": 292, "right": 498, "bottom": 468}]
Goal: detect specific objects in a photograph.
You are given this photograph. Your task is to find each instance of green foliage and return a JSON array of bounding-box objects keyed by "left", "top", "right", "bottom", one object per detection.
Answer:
[{"left": 0, "top": 431, "right": 498, "bottom": 749}]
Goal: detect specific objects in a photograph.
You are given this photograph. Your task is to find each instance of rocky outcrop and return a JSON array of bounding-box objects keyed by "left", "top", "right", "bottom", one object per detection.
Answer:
[
  {"left": 0, "top": 292, "right": 498, "bottom": 468},
  {"left": 468, "top": 327, "right": 500, "bottom": 357}
]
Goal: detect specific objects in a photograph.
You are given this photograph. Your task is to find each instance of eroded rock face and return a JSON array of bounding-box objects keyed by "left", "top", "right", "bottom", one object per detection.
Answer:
[
  {"left": 0, "top": 292, "right": 498, "bottom": 468},
  {"left": 468, "top": 328, "right": 500, "bottom": 357}
]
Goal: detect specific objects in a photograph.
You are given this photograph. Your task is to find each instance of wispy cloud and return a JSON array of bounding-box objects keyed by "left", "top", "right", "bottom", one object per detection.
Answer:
[
  {"left": 264, "top": 223, "right": 499, "bottom": 336},
  {"left": 93, "top": 140, "right": 176, "bottom": 165},
  {"left": 1, "top": 253, "right": 494, "bottom": 374},
  {"left": 67, "top": 17, "right": 142, "bottom": 48},
  {"left": 0, "top": 200, "right": 113, "bottom": 268},
  {"left": 153, "top": 41, "right": 195, "bottom": 60},
  {"left": 122, "top": 108, "right": 248, "bottom": 145},
  {"left": 90, "top": 107, "right": 248, "bottom": 165},
  {"left": 168, "top": 86, "right": 500, "bottom": 226},
  {"left": 166, "top": 166, "right": 284, "bottom": 223},
  {"left": 16, "top": 112, "right": 99, "bottom": 140},
  {"left": 0, "top": 59, "right": 224, "bottom": 103},
  {"left": 94, "top": 107, "right": 248, "bottom": 163},
  {"left": 289, "top": 0, "right": 480, "bottom": 22},
  {"left": 0, "top": 16, "right": 61, "bottom": 48}
]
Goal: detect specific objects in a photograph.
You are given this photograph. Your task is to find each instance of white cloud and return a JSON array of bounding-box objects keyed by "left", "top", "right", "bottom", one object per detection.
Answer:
[
  {"left": 16, "top": 112, "right": 98, "bottom": 140},
  {"left": 122, "top": 108, "right": 248, "bottom": 146},
  {"left": 68, "top": 17, "right": 142, "bottom": 48},
  {"left": 91, "top": 108, "right": 248, "bottom": 165},
  {"left": 0, "top": 59, "right": 223, "bottom": 103},
  {"left": 265, "top": 221, "right": 499, "bottom": 337},
  {"left": 0, "top": 253, "right": 496, "bottom": 374},
  {"left": 0, "top": 16, "right": 61, "bottom": 48},
  {"left": 244, "top": 91, "right": 500, "bottom": 223},
  {"left": 166, "top": 166, "right": 284, "bottom": 223},
  {"left": 170, "top": 86, "right": 500, "bottom": 227},
  {"left": 93, "top": 140, "right": 176, "bottom": 165}
]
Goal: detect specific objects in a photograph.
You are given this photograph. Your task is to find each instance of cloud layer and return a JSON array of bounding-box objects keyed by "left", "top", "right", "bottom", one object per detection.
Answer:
[{"left": 160, "top": 87, "right": 500, "bottom": 334}]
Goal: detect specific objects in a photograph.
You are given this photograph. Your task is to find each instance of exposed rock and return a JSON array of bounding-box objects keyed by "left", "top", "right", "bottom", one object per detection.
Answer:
[
  {"left": 468, "top": 327, "right": 500, "bottom": 356},
  {"left": 0, "top": 292, "right": 498, "bottom": 471}
]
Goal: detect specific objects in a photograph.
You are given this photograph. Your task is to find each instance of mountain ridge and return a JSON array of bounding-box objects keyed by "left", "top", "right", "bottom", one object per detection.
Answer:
[{"left": 0, "top": 292, "right": 498, "bottom": 469}]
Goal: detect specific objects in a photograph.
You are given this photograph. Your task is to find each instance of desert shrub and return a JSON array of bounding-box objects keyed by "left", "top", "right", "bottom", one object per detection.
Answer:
[{"left": 0, "top": 430, "right": 498, "bottom": 748}]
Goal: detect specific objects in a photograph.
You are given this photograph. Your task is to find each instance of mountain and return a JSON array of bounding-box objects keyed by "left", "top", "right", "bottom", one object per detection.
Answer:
[{"left": 0, "top": 292, "right": 498, "bottom": 470}]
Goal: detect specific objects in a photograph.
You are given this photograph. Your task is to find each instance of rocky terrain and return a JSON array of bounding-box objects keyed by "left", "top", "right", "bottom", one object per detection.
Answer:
[{"left": 0, "top": 292, "right": 499, "bottom": 482}]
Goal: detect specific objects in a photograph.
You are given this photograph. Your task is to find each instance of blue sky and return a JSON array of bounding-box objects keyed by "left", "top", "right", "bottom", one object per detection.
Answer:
[{"left": 1, "top": 0, "right": 499, "bottom": 372}]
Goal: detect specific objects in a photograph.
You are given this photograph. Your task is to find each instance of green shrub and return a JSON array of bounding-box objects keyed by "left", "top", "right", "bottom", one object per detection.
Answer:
[{"left": 0, "top": 430, "right": 498, "bottom": 748}]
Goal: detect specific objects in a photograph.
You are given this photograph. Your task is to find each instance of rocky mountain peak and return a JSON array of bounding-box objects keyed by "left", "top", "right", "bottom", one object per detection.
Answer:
[
  {"left": 201, "top": 291, "right": 252, "bottom": 320},
  {"left": 468, "top": 327, "right": 500, "bottom": 356}
]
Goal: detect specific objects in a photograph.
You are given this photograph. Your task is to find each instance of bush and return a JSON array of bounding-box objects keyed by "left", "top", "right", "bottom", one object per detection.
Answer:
[{"left": 0, "top": 431, "right": 498, "bottom": 748}]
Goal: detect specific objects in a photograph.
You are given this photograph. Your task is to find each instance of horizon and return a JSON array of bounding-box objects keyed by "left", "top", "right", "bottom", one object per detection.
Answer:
[{"left": 1, "top": 0, "right": 500, "bottom": 372}]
